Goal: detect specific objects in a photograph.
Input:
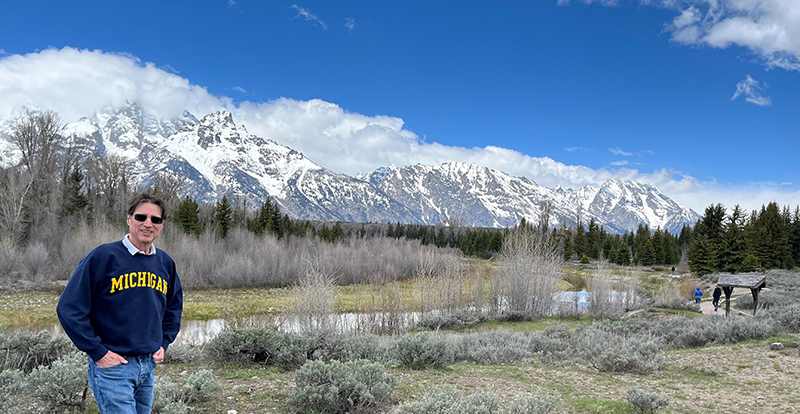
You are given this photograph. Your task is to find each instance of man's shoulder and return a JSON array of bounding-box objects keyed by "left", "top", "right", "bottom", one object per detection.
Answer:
[{"left": 94, "top": 240, "right": 126, "bottom": 253}]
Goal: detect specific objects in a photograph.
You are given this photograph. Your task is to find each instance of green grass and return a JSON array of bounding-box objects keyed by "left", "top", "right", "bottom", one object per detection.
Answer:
[
  {"left": 464, "top": 316, "right": 594, "bottom": 333},
  {"left": 571, "top": 397, "right": 632, "bottom": 414}
]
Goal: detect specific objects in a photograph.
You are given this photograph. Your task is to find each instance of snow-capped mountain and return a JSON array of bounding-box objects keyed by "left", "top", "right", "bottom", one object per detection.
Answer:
[
  {"left": 365, "top": 163, "right": 698, "bottom": 233},
  {"left": 0, "top": 103, "right": 700, "bottom": 233}
]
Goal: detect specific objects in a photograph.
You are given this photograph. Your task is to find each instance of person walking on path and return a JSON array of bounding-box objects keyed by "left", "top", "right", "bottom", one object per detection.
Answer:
[
  {"left": 712, "top": 285, "right": 722, "bottom": 311},
  {"left": 695, "top": 286, "right": 703, "bottom": 304},
  {"left": 57, "top": 193, "right": 183, "bottom": 414}
]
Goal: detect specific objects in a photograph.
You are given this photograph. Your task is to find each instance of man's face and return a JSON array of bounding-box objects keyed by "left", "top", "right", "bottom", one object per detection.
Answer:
[{"left": 126, "top": 202, "right": 164, "bottom": 252}]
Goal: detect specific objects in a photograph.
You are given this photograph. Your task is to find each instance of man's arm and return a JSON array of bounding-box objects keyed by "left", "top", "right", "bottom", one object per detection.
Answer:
[
  {"left": 56, "top": 254, "right": 110, "bottom": 362},
  {"left": 160, "top": 263, "right": 183, "bottom": 353}
]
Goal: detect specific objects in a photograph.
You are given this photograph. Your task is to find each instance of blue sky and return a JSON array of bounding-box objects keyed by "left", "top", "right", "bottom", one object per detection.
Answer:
[{"left": 1, "top": 0, "right": 798, "bottom": 214}]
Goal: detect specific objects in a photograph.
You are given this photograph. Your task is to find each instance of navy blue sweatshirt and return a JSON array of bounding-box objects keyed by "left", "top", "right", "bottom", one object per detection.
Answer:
[{"left": 57, "top": 241, "right": 183, "bottom": 361}]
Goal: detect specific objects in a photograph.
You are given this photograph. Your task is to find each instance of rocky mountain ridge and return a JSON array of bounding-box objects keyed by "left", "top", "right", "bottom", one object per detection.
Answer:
[{"left": 0, "top": 103, "right": 700, "bottom": 233}]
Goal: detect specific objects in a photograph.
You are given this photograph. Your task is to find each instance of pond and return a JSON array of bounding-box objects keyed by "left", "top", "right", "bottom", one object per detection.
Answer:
[{"left": 43, "top": 291, "right": 613, "bottom": 345}]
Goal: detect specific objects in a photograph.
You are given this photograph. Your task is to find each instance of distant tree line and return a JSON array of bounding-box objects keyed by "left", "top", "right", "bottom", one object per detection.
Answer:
[{"left": 686, "top": 202, "right": 800, "bottom": 275}]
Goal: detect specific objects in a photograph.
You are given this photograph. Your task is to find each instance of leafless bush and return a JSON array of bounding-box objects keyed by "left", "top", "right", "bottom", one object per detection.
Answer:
[
  {"left": 57, "top": 218, "right": 121, "bottom": 280},
  {"left": 493, "top": 225, "right": 562, "bottom": 317},
  {"left": 291, "top": 255, "right": 339, "bottom": 334},
  {"left": 654, "top": 280, "right": 698, "bottom": 311},
  {"left": 0, "top": 238, "right": 19, "bottom": 286},
  {"left": 24, "top": 242, "right": 50, "bottom": 283},
  {"left": 586, "top": 261, "right": 621, "bottom": 317}
]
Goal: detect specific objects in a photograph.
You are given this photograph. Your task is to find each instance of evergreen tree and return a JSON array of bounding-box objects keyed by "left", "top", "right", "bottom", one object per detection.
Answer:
[
  {"left": 695, "top": 203, "right": 727, "bottom": 270},
  {"left": 331, "top": 222, "right": 345, "bottom": 242},
  {"left": 63, "top": 167, "right": 90, "bottom": 221},
  {"left": 651, "top": 229, "right": 665, "bottom": 264},
  {"left": 616, "top": 243, "right": 631, "bottom": 266},
  {"left": 574, "top": 223, "right": 587, "bottom": 259},
  {"left": 586, "top": 218, "right": 601, "bottom": 259},
  {"left": 751, "top": 202, "right": 791, "bottom": 268},
  {"left": 435, "top": 227, "right": 447, "bottom": 247},
  {"left": 255, "top": 198, "right": 274, "bottom": 236},
  {"left": 563, "top": 231, "right": 574, "bottom": 261},
  {"left": 720, "top": 205, "right": 748, "bottom": 272},
  {"left": 174, "top": 196, "right": 202, "bottom": 236},
  {"left": 689, "top": 233, "right": 717, "bottom": 275},
  {"left": 634, "top": 225, "right": 655, "bottom": 265},
  {"left": 791, "top": 207, "right": 800, "bottom": 266},
  {"left": 214, "top": 195, "right": 233, "bottom": 239}
]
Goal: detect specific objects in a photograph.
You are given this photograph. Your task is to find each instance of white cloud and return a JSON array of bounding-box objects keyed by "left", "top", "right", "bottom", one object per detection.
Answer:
[
  {"left": 565, "top": 146, "right": 592, "bottom": 152},
  {"left": 731, "top": 74, "right": 771, "bottom": 106},
  {"left": 574, "top": 0, "right": 800, "bottom": 71},
  {"left": 609, "top": 147, "right": 633, "bottom": 156},
  {"left": 0, "top": 48, "right": 794, "bottom": 215},
  {"left": 0, "top": 47, "right": 230, "bottom": 122},
  {"left": 345, "top": 18, "right": 356, "bottom": 32},
  {"left": 610, "top": 160, "right": 629, "bottom": 166},
  {"left": 291, "top": 4, "right": 327, "bottom": 30},
  {"left": 232, "top": 86, "right": 247, "bottom": 94}
]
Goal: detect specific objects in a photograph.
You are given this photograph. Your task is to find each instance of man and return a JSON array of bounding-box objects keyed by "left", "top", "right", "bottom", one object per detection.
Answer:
[
  {"left": 712, "top": 284, "right": 722, "bottom": 311},
  {"left": 57, "top": 193, "right": 183, "bottom": 414}
]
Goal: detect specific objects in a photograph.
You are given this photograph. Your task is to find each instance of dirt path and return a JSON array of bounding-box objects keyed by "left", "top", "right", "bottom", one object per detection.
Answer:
[{"left": 699, "top": 287, "right": 752, "bottom": 316}]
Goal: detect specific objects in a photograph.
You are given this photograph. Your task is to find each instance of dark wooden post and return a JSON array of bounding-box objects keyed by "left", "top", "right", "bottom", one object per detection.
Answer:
[
  {"left": 722, "top": 286, "right": 734, "bottom": 317},
  {"left": 751, "top": 287, "right": 761, "bottom": 315}
]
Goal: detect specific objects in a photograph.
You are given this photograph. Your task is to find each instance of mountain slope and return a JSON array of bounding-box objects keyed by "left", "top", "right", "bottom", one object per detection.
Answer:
[{"left": 0, "top": 103, "right": 700, "bottom": 232}]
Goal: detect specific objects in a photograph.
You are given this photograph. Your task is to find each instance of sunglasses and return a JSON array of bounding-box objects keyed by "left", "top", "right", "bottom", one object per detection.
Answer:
[{"left": 132, "top": 214, "right": 164, "bottom": 224}]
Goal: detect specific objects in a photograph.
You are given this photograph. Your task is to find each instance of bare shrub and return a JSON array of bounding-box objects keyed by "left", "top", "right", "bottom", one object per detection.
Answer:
[
  {"left": 493, "top": 224, "right": 562, "bottom": 318},
  {"left": 0, "top": 239, "right": 20, "bottom": 286},
  {"left": 291, "top": 255, "right": 339, "bottom": 334},
  {"left": 57, "top": 218, "right": 120, "bottom": 280},
  {"left": 654, "top": 280, "right": 699, "bottom": 311},
  {"left": 23, "top": 241, "right": 50, "bottom": 283},
  {"left": 586, "top": 261, "right": 619, "bottom": 317}
]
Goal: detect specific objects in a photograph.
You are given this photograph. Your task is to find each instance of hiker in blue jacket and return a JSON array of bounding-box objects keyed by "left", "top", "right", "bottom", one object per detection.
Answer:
[
  {"left": 57, "top": 193, "right": 183, "bottom": 414},
  {"left": 695, "top": 286, "right": 703, "bottom": 304}
]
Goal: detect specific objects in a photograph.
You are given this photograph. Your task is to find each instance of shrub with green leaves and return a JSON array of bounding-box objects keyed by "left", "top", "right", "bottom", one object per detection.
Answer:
[
  {"left": 417, "top": 309, "right": 486, "bottom": 331},
  {"left": 528, "top": 324, "right": 577, "bottom": 365},
  {"left": 391, "top": 333, "right": 455, "bottom": 369},
  {"left": 153, "top": 375, "right": 189, "bottom": 414},
  {"left": 454, "top": 330, "right": 532, "bottom": 365},
  {"left": 0, "top": 368, "right": 29, "bottom": 414},
  {"left": 0, "top": 328, "right": 76, "bottom": 372},
  {"left": 204, "top": 328, "right": 317, "bottom": 370},
  {"left": 313, "top": 333, "right": 388, "bottom": 363},
  {"left": 288, "top": 359, "right": 397, "bottom": 414},
  {"left": 389, "top": 386, "right": 561, "bottom": 414},
  {"left": 163, "top": 342, "right": 204, "bottom": 364},
  {"left": 761, "top": 303, "right": 800, "bottom": 332},
  {"left": 153, "top": 369, "right": 221, "bottom": 414},
  {"left": 448, "top": 391, "right": 503, "bottom": 414},
  {"left": 627, "top": 387, "right": 668, "bottom": 413},
  {"left": 388, "top": 386, "right": 460, "bottom": 414},
  {"left": 508, "top": 390, "right": 562, "bottom": 414},
  {"left": 28, "top": 352, "right": 88, "bottom": 414},
  {"left": 575, "top": 325, "right": 665, "bottom": 374}
]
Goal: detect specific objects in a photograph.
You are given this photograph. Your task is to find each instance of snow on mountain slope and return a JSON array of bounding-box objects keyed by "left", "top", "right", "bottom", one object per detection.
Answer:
[{"left": 0, "top": 102, "right": 700, "bottom": 232}]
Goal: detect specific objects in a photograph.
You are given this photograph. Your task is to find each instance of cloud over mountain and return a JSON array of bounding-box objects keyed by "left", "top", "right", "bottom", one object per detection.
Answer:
[{"left": 0, "top": 47, "right": 795, "bottom": 213}]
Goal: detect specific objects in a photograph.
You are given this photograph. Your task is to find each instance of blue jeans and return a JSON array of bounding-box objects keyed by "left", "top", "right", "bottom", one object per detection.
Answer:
[{"left": 88, "top": 355, "right": 155, "bottom": 414}]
